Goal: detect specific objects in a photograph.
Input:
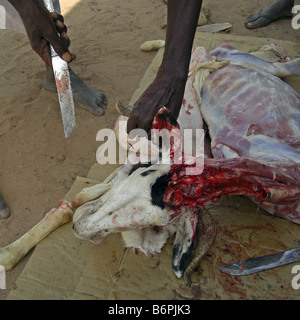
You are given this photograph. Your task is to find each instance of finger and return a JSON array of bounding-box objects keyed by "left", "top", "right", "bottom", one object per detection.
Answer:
[
  {"left": 50, "top": 12, "right": 64, "bottom": 23},
  {"left": 50, "top": 12, "right": 68, "bottom": 45},
  {"left": 55, "top": 19, "right": 67, "bottom": 34},
  {"left": 126, "top": 112, "right": 138, "bottom": 135},
  {"left": 62, "top": 51, "right": 76, "bottom": 63},
  {"left": 55, "top": 13, "right": 65, "bottom": 24},
  {"left": 127, "top": 109, "right": 152, "bottom": 139},
  {"left": 36, "top": 39, "right": 75, "bottom": 66},
  {"left": 47, "top": 31, "right": 75, "bottom": 63},
  {"left": 51, "top": 13, "right": 67, "bottom": 34},
  {"left": 60, "top": 32, "right": 70, "bottom": 48}
]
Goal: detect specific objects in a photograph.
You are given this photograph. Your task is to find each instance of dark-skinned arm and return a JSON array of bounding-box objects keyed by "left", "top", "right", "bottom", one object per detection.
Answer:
[
  {"left": 127, "top": 0, "right": 202, "bottom": 135},
  {"left": 8, "top": 0, "right": 75, "bottom": 66}
]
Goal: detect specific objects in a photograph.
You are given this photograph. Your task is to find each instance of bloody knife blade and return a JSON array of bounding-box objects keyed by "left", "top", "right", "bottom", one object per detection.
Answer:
[
  {"left": 219, "top": 248, "right": 300, "bottom": 276},
  {"left": 43, "top": 0, "right": 76, "bottom": 138}
]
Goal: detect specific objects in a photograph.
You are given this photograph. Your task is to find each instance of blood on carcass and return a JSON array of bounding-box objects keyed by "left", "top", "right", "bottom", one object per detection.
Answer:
[
  {"left": 165, "top": 44, "right": 300, "bottom": 225},
  {"left": 152, "top": 44, "right": 300, "bottom": 225},
  {"left": 72, "top": 44, "right": 300, "bottom": 280}
]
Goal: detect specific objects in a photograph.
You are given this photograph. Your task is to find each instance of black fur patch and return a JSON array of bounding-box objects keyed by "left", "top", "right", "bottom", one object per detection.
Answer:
[
  {"left": 150, "top": 173, "right": 171, "bottom": 209},
  {"left": 140, "top": 169, "right": 157, "bottom": 177},
  {"left": 128, "top": 163, "right": 152, "bottom": 175},
  {"left": 172, "top": 241, "right": 193, "bottom": 276}
]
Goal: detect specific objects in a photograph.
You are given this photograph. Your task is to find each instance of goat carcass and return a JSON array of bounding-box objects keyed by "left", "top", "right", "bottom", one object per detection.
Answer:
[{"left": 73, "top": 44, "right": 300, "bottom": 281}]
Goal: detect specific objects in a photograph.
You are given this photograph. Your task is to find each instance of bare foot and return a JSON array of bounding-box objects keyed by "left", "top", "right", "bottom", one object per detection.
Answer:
[
  {"left": 0, "top": 195, "right": 10, "bottom": 220},
  {"left": 244, "top": 0, "right": 294, "bottom": 29},
  {"left": 44, "top": 65, "right": 107, "bottom": 116}
]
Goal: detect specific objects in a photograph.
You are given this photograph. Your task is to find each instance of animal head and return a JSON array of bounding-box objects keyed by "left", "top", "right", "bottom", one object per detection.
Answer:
[
  {"left": 72, "top": 107, "right": 208, "bottom": 279},
  {"left": 72, "top": 161, "right": 202, "bottom": 280},
  {"left": 72, "top": 163, "right": 173, "bottom": 244}
]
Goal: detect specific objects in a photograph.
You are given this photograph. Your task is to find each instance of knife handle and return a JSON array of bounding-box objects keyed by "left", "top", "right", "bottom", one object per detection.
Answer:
[{"left": 43, "top": 0, "right": 55, "bottom": 14}]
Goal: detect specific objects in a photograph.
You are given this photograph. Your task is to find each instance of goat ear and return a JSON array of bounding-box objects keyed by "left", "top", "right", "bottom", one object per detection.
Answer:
[
  {"left": 172, "top": 210, "right": 199, "bottom": 279},
  {"left": 72, "top": 166, "right": 123, "bottom": 208},
  {"left": 183, "top": 211, "right": 217, "bottom": 286},
  {"left": 72, "top": 183, "right": 111, "bottom": 208}
]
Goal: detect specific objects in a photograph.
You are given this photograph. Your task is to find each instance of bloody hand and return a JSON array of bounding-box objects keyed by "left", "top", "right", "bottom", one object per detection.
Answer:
[{"left": 127, "top": 72, "right": 187, "bottom": 136}]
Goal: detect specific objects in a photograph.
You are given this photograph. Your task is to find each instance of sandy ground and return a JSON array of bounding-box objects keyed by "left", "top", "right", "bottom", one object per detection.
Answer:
[{"left": 0, "top": 0, "right": 299, "bottom": 300}]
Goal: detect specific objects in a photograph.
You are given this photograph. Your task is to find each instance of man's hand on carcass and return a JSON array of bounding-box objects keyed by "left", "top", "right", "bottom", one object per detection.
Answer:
[
  {"left": 126, "top": 72, "right": 187, "bottom": 136},
  {"left": 8, "top": 0, "right": 75, "bottom": 66},
  {"left": 126, "top": 0, "right": 202, "bottom": 137}
]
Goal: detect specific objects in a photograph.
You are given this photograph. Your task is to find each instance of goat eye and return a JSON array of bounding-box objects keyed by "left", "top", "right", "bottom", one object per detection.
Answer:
[
  {"left": 128, "top": 163, "right": 152, "bottom": 175},
  {"left": 140, "top": 169, "right": 156, "bottom": 177}
]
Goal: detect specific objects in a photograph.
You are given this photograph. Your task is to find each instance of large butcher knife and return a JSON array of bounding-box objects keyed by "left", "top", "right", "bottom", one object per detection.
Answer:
[
  {"left": 43, "top": 0, "right": 75, "bottom": 138},
  {"left": 219, "top": 248, "right": 300, "bottom": 276}
]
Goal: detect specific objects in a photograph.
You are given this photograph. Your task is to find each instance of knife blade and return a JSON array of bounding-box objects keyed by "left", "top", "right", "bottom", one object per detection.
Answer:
[
  {"left": 43, "top": 0, "right": 76, "bottom": 138},
  {"left": 219, "top": 248, "right": 300, "bottom": 276}
]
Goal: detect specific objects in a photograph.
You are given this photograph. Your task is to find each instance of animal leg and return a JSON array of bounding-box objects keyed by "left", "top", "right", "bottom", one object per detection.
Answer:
[{"left": 0, "top": 201, "right": 73, "bottom": 270}]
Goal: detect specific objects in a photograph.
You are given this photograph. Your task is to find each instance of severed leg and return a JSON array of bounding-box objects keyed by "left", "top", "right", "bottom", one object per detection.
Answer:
[
  {"left": 0, "top": 200, "right": 73, "bottom": 271},
  {"left": 209, "top": 43, "right": 300, "bottom": 78}
]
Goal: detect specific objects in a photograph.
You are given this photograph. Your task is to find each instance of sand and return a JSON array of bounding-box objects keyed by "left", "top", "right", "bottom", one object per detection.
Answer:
[{"left": 0, "top": 0, "right": 299, "bottom": 299}]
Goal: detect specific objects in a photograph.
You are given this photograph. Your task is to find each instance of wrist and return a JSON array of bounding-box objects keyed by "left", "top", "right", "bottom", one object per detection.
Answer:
[
  {"left": 157, "top": 60, "right": 189, "bottom": 82},
  {"left": 8, "top": 0, "right": 44, "bottom": 17},
  {"left": 8, "top": 0, "right": 27, "bottom": 12}
]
